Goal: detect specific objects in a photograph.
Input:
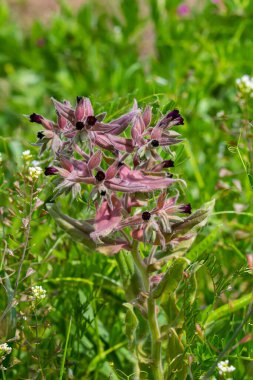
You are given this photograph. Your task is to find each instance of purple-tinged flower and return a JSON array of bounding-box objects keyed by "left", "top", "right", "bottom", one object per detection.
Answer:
[
  {"left": 30, "top": 113, "right": 43, "bottom": 124},
  {"left": 149, "top": 160, "right": 174, "bottom": 172},
  {"left": 179, "top": 203, "right": 192, "bottom": 214},
  {"left": 92, "top": 133, "right": 134, "bottom": 153},
  {"left": 130, "top": 110, "right": 183, "bottom": 164},
  {"left": 117, "top": 165, "right": 185, "bottom": 193},
  {"left": 52, "top": 97, "right": 137, "bottom": 137},
  {"left": 44, "top": 167, "right": 58, "bottom": 176},
  {"left": 177, "top": 3, "right": 190, "bottom": 17},
  {"left": 111, "top": 192, "right": 191, "bottom": 249},
  {"left": 156, "top": 109, "right": 184, "bottom": 129},
  {"left": 29, "top": 113, "right": 56, "bottom": 131},
  {"left": 90, "top": 196, "right": 122, "bottom": 243}
]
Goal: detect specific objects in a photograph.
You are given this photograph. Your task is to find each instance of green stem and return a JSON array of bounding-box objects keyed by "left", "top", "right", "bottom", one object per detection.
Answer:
[
  {"left": 130, "top": 244, "right": 164, "bottom": 380},
  {"left": 131, "top": 248, "right": 149, "bottom": 292},
  {"left": 147, "top": 297, "right": 164, "bottom": 380}
]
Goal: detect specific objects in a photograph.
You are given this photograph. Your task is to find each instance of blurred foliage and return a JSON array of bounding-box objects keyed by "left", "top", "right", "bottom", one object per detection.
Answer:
[{"left": 0, "top": 0, "right": 253, "bottom": 378}]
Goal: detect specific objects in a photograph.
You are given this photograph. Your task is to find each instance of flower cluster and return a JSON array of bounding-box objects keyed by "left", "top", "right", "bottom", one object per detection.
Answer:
[
  {"left": 31, "top": 285, "right": 47, "bottom": 300},
  {"left": 29, "top": 166, "right": 43, "bottom": 180},
  {"left": 22, "top": 150, "right": 32, "bottom": 161},
  {"left": 29, "top": 96, "right": 213, "bottom": 258},
  {"left": 236, "top": 75, "right": 253, "bottom": 99},
  {"left": 0, "top": 343, "right": 12, "bottom": 357},
  {"left": 217, "top": 360, "right": 235, "bottom": 376}
]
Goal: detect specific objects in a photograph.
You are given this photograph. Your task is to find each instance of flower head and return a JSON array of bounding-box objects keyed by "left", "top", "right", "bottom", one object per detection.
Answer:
[
  {"left": 31, "top": 285, "right": 47, "bottom": 300},
  {"left": 0, "top": 343, "right": 12, "bottom": 356},
  {"left": 22, "top": 150, "right": 32, "bottom": 161},
  {"left": 217, "top": 360, "right": 236, "bottom": 375},
  {"left": 29, "top": 96, "right": 209, "bottom": 255},
  {"left": 236, "top": 75, "right": 253, "bottom": 98},
  {"left": 29, "top": 166, "right": 43, "bottom": 180}
]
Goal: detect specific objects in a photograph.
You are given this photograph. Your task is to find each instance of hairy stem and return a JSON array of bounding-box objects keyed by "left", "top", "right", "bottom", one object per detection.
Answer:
[
  {"left": 147, "top": 297, "right": 164, "bottom": 380},
  {"left": 130, "top": 244, "right": 164, "bottom": 380}
]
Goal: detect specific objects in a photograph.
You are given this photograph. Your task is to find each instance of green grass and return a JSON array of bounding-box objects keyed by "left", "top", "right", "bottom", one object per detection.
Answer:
[{"left": 0, "top": 0, "right": 253, "bottom": 378}]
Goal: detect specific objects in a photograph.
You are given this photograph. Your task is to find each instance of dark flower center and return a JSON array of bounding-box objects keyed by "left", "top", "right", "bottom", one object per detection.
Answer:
[
  {"left": 142, "top": 211, "right": 151, "bottom": 221},
  {"left": 76, "top": 121, "right": 85, "bottom": 130},
  {"left": 86, "top": 116, "right": 97, "bottom": 126},
  {"left": 163, "top": 160, "right": 174, "bottom": 168},
  {"left": 168, "top": 109, "right": 180, "bottom": 120},
  {"left": 179, "top": 204, "right": 192, "bottom": 214},
  {"left": 167, "top": 109, "right": 184, "bottom": 125},
  {"left": 100, "top": 190, "right": 106, "bottom": 196},
  {"left": 44, "top": 167, "right": 58, "bottom": 176},
  {"left": 76, "top": 96, "right": 83, "bottom": 103},
  {"left": 117, "top": 161, "right": 124, "bottom": 168},
  {"left": 151, "top": 139, "right": 159, "bottom": 147},
  {"left": 95, "top": 171, "right": 106, "bottom": 182},
  {"left": 30, "top": 113, "right": 43, "bottom": 124},
  {"left": 37, "top": 131, "right": 44, "bottom": 139}
]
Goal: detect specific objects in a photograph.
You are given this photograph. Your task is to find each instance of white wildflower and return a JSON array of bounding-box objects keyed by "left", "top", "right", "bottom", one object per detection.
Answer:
[
  {"left": 217, "top": 360, "right": 236, "bottom": 375},
  {"left": 0, "top": 343, "right": 12, "bottom": 356},
  {"left": 31, "top": 285, "right": 46, "bottom": 300},
  {"left": 22, "top": 150, "right": 32, "bottom": 161},
  {"left": 236, "top": 75, "right": 253, "bottom": 98},
  {"left": 29, "top": 166, "right": 43, "bottom": 180}
]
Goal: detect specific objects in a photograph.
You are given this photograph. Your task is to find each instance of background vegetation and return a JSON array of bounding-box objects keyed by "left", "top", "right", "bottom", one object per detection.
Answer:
[{"left": 0, "top": 0, "right": 253, "bottom": 378}]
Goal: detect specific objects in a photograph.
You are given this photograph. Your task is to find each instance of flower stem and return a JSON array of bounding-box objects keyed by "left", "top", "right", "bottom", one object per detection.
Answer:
[
  {"left": 147, "top": 296, "right": 164, "bottom": 380},
  {"left": 130, "top": 244, "right": 164, "bottom": 380}
]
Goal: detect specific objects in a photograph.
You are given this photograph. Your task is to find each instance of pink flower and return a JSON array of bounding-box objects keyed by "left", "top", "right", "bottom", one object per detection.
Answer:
[
  {"left": 90, "top": 196, "right": 122, "bottom": 243},
  {"left": 112, "top": 191, "right": 191, "bottom": 249},
  {"left": 177, "top": 3, "right": 190, "bottom": 17}
]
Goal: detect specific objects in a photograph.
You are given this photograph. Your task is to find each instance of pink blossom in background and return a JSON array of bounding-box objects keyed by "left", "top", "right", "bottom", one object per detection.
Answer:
[
  {"left": 177, "top": 3, "right": 190, "bottom": 17},
  {"left": 36, "top": 38, "right": 45, "bottom": 47}
]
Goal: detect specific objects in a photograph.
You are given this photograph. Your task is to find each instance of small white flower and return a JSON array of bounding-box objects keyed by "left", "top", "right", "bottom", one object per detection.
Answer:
[
  {"left": 236, "top": 75, "right": 253, "bottom": 98},
  {"left": 217, "top": 360, "right": 235, "bottom": 375},
  {"left": 31, "top": 285, "right": 46, "bottom": 300},
  {"left": 0, "top": 343, "right": 12, "bottom": 355},
  {"left": 22, "top": 150, "right": 32, "bottom": 161},
  {"left": 29, "top": 166, "right": 43, "bottom": 180}
]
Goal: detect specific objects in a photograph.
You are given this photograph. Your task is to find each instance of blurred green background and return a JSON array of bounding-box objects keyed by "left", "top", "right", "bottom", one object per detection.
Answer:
[{"left": 0, "top": 0, "right": 253, "bottom": 378}]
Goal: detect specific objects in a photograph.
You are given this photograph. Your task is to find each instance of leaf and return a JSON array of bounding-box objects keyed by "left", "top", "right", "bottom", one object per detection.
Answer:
[
  {"left": 123, "top": 303, "right": 139, "bottom": 349},
  {"left": 165, "top": 328, "right": 187, "bottom": 380},
  {"left": 204, "top": 293, "right": 253, "bottom": 330},
  {"left": 161, "top": 293, "right": 179, "bottom": 324},
  {"left": 186, "top": 227, "right": 221, "bottom": 261},
  {"left": 248, "top": 173, "right": 253, "bottom": 189},
  {"left": 46, "top": 203, "right": 96, "bottom": 249},
  {"left": 151, "top": 258, "right": 188, "bottom": 299}
]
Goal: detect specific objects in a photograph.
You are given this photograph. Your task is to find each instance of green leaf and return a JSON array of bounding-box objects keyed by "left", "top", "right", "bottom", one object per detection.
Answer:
[
  {"left": 204, "top": 293, "right": 253, "bottom": 330},
  {"left": 151, "top": 258, "right": 188, "bottom": 299},
  {"left": 123, "top": 303, "right": 139, "bottom": 349},
  {"left": 161, "top": 293, "right": 179, "bottom": 324},
  {"left": 46, "top": 203, "right": 95, "bottom": 248},
  {"left": 186, "top": 227, "right": 221, "bottom": 261},
  {"left": 165, "top": 328, "right": 187, "bottom": 380}
]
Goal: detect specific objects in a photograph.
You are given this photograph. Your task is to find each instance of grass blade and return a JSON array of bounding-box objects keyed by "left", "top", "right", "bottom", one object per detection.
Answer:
[{"left": 59, "top": 316, "right": 72, "bottom": 380}]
